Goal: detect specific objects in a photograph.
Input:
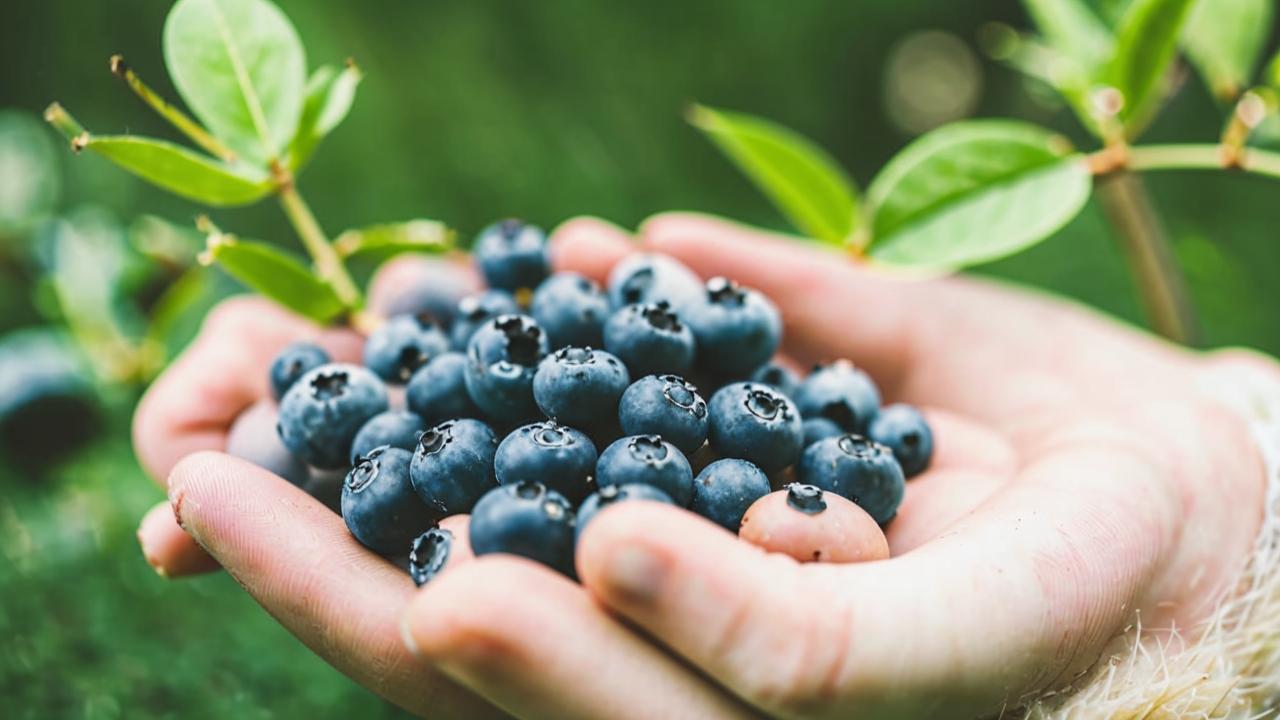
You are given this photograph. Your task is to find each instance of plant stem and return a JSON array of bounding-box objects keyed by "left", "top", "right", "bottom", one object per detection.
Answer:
[
  {"left": 109, "top": 55, "right": 238, "bottom": 163},
  {"left": 1094, "top": 170, "right": 1197, "bottom": 345},
  {"left": 43, "top": 103, "right": 87, "bottom": 144},
  {"left": 277, "top": 183, "right": 361, "bottom": 308},
  {"left": 1123, "top": 144, "right": 1280, "bottom": 178}
]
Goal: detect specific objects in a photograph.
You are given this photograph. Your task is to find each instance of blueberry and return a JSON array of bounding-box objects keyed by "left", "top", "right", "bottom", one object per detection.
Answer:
[
  {"left": 706, "top": 382, "right": 803, "bottom": 473},
  {"left": 363, "top": 313, "right": 451, "bottom": 385},
  {"left": 793, "top": 360, "right": 881, "bottom": 433},
  {"left": 690, "top": 458, "right": 771, "bottom": 531},
  {"left": 226, "top": 400, "right": 309, "bottom": 487},
  {"left": 408, "top": 527, "right": 453, "bottom": 587},
  {"left": 269, "top": 342, "right": 330, "bottom": 400},
  {"left": 341, "top": 447, "right": 440, "bottom": 555},
  {"left": 596, "top": 435, "right": 694, "bottom": 506},
  {"left": 451, "top": 290, "right": 521, "bottom": 350},
  {"left": 531, "top": 272, "right": 610, "bottom": 350},
  {"left": 603, "top": 302, "right": 696, "bottom": 377},
  {"left": 473, "top": 219, "right": 551, "bottom": 292},
  {"left": 576, "top": 483, "right": 674, "bottom": 542},
  {"left": 797, "top": 435, "right": 904, "bottom": 525},
  {"left": 802, "top": 417, "right": 844, "bottom": 447},
  {"left": 683, "top": 278, "right": 781, "bottom": 378},
  {"left": 749, "top": 362, "right": 800, "bottom": 398},
  {"left": 405, "top": 352, "right": 481, "bottom": 424},
  {"left": 374, "top": 262, "right": 471, "bottom": 331},
  {"left": 533, "top": 347, "right": 630, "bottom": 428},
  {"left": 868, "top": 403, "right": 933, "bottom": 478},
  {"left": 469, "top": 481, "right": 576, "bottom": 576},
  {"left": 495, "top": 421, "right": 598, "bottom": 504},
  {"left": 785, "top": 483, "right": 828, "bottom": 515},
  {"left": 351, "top": 410, "right": 426, "bottom": 463},
  {"left": 410, "top": 418, "right": 498, "bottom": 514},
  {"left": 463, "top": 315, "right": 549, "bottom": 422},
  {"left": 606, "top": 253, "right": 704, "bottom": 310},
  {"left": 278, "top": 363, "right": 390, "bottom": 469},
  {"left": 617, "top": 374, "right": 708, "bottom": 454}
]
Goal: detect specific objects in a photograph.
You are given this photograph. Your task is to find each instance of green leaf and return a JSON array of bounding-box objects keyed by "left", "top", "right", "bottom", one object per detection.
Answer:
[
  {"left": 1182, "top": 0, "right": 1273, "bottom": 99},
  {"left": 866, "top": 120, "right": 1092, "bottom": 269},
  {"left": 1106, "top": 0, "right": 1198, "bottom": 132},
  {"left": 689, "top": 104, "right": 859, "bottom": 245},
  {"left": 334, "top": 219, "right": 454, "bottom": 262},
  {"left": 200, "top": 234, "right": 347, "bottom": 323},
  {"left": 163, "top": 0, "right": 307, "bottom": 167},
  {"left": 1020, "top": 0, "right": 1113, "bottom": 70},
  {"left": 0, "top": 110, "right": 61, "bottom": 234},
  {"left": 76, "top": 135, "right": 273, "bottom": 207},
  {"left": 288, "top": 63, "right": 362, "bottom": 172}
]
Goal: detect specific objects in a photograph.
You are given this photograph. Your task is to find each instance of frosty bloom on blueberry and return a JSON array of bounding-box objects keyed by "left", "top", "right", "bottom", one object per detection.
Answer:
[
  {"left": 277, "top": 363, "right": 389, "bottom": 470},
  {"left": 463, "top": 314, "right": 549, "bottom": 422},
  {"left": 472, "top": 219, "right": 552, "bottom": 292}
]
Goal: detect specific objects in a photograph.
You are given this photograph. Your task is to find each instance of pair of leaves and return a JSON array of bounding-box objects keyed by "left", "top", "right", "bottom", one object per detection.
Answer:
[
  {"left": 202, "top": 219, "right": 454, "bottom": 324},
  {"left": 693, "top": 106, "right": 1091, "bottom": 270}
]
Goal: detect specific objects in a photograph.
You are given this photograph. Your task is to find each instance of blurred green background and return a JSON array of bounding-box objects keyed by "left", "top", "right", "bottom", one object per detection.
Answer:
[{"left": 2, "top": 0, "right": 1278, "bottom": 717}]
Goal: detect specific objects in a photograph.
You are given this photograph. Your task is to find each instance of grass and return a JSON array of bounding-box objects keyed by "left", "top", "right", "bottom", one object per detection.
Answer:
[{"left": 0, "top": 422, "right": 412, "bottom": 719}]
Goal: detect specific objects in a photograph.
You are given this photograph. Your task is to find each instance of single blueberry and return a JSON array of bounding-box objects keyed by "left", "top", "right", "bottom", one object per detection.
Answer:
[
  {"left": 375, "top": 262, "right": 471, "bottom": 331},
  {"left": 405, "top": 352, "right": 481, "bottom": 425},
  {"left": 784, "top": 483, "right": 828, "bottom": 515},
  {"left": 793, "top": 360, "right": 881, "bottom": 433},
  {"left": 617, "top": 374, "right": 708, "bottom": 454},
  {"left": 533, "top": 347, "right": 631, "bottom": 429},
  {"left": 410, "top": 418, "right": 499, "bottom": 515},
  {"left": 269, "top": 342, "right": 330, "bottom": 400},
  {"left": 802, "top": 417, "right": 844, "bottom": 447},
  {"left": 749, "top": 362, "right": 800, "bottom": 398},
  {"left": 341, "top": 447, "right": 440, "bottom": 555},
  {"left": 408, "top": 527, "right": 453, "bottom": 587},
  {"left": 576, "top": 483, "right": 674, "bottom": 542},
  {"left": 797, "top": 434, "right": 905, "bottom": 525},
  {"left": 531, "top": 272, "right": 610, "bottom": 350},
  {"left": 351, "top": 410, "right": 426, "bottom": 464},
  {"left": 683, "top": 278, "right": 782, "bottom": 377},
  {"left": 278, "top": 363, "right": 390, "bottom": 469},
  {"left": 868, "top": 403, "right": 934, "bottom": 478},
  {"left": 691, "top": 458, "right": 771, "bottom": 531},
  {"left": 706, "top": 382, "right": 804, "bottom": 473},
  {"left": 606, "top": 253, "right": 704, "bottom": 310},
  {"left": 603, "top": 302, "right": 696, "bottom": 377},
  {"left": 227, "top": 400, "right": 309, "bottom": 487},
  {"left": 596, "top": 435, "right": 694, "bottom": 507},
  {"left": 473, "top": 219, "right": 551, "bottom": 292},
  {"left": 363, "top": 313, "right": 451, "bottom": 385},
  {"left": 463, "top": 314, "right": 549, "bottom": 423},
  {"left": 451, "top": 290, "right": 521, "bottom": 350},
  {"left": 469, "top": 481, "right": 576, "bottom": 577},
  {"left": 495, "top": 421, "right": 598, "bottom": 504}
]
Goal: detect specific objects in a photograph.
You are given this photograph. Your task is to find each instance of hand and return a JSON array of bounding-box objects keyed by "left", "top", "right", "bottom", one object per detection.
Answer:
[{"left": 134, "top": 213, "right": 1273, "bottom": 719}]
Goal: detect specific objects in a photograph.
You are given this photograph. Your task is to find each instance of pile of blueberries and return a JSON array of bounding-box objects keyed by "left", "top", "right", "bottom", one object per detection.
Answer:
[{"left": 263, "top": 219, "right": 933, "bottom": 584}]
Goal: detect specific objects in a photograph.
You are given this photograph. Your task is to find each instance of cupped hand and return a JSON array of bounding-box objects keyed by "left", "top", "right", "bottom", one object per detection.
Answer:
[{"left": 134, "top": 213, "right": 1274, "bottom": 719}]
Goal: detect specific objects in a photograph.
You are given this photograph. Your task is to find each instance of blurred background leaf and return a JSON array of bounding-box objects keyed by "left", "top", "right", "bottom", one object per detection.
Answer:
[
  {"left": 1181, "top": 0, "right": 1273, "bottom": 100},
  {"left": 0, "top": 110, "right": 61, "bottom": 238}
]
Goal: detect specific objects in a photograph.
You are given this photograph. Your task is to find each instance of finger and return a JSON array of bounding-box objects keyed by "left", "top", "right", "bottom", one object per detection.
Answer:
[
  {"left": 404, "top": 556, "right": 755, "bottom": 720},
  {"left": 549, "top": 216, "right": 635, "bottom": 282},
  {"left": 637, "top": 213, "right": 1188, "bottom": 432},
  {"left": 137, "top": 501, "right": 219, "bottom": 577},
  {"left": 168, "top": 451, "right": 501, "bottom": 719},
  {"left": 132, "top": 296, "right": 363, "bottom": 483}
]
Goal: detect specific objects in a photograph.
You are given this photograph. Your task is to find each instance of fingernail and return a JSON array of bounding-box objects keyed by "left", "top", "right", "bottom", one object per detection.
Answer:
[
  {"left": 603, "top": 545, "right": 667, "bottom": 604},
  {"left": 399, "top": 614, "right": 422, "bottom": 658}
]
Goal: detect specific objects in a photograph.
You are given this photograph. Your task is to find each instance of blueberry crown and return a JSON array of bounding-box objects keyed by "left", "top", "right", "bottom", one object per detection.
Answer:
[
  {"left": 639, "top": 302, "right": 682, "bottom": 332},
  {"left": 310, "top": 369, "right": 350, "bottom": 400},
  {"left": 785, "top": 483, "right": 827, "bottom": 515},
  {"left": 706, "top": 277, "right": 746, "bottom": 306}
]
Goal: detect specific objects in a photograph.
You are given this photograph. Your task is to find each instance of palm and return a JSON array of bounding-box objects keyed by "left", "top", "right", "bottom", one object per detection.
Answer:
[{"left": 134, "top": 213, "right": 1267, "bottom": 719}]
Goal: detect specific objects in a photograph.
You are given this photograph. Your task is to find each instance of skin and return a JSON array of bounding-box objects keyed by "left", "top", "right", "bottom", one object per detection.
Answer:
[
  {"left": 738, "top": 489, "right": 889, "bottom": 564},
  {"left": 134, "top": 213, "right": 1276, "bottom": 719}
]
